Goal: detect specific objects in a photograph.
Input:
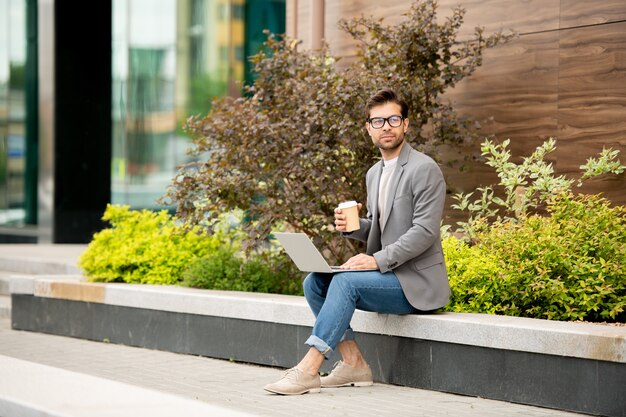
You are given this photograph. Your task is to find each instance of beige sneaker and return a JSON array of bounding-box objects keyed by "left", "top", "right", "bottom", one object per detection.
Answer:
[
  {"left": 321, "top": 361, "right": 373, "bottom": 388},
  {"left": 264, "top": 367, "right": 321, "bottom": 395}
]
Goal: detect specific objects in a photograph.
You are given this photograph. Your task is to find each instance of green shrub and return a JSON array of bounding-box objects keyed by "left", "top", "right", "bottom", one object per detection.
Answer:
[
  {"left": 451, "top": 138, "right": 625, "bottom": 241},
  {"left": 80, "top": 204, "right": 304, "bottom": 294},
  {"left": 444, "top": 193, "right": 626, "bottom": 322},
  {"left": 182, "top": 246, "right": 303, "bottom": 295},
  {"left": 442, "top": 236, "right": 503, "bottom": 314},
  {"left": 79, "top": 204, "right": 222, "bottom": 285},
  {"left": 165, "top": 0, "right": 513, "bottom": 263}
]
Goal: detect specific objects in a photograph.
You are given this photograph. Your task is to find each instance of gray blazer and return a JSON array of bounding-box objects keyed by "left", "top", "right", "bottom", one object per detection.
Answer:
[{"left": 347, "top": 142, "right": 451, "bottom": 311}]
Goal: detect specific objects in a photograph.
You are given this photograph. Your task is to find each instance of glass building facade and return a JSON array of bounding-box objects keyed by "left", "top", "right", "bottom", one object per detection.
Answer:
[
  {"left": 111, "top": 0, "right": 284, "bottom": 209},
  {"left": 0, "top": 0, "right": 285, "bottom": 241},
  {"left": 0, "top": 0, "right": 28, "bottom": 225}
]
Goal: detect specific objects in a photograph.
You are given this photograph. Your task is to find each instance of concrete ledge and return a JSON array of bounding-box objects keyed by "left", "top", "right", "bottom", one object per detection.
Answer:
[
  {"left": 10, "top": 279, "right": 626, "bottom": 417},
  {"left": 0, "top": 277, "right": 9, "bottom": 295},
  {"left": 1, "top": 274, "right": 82, "bottom": 319},
  {"left": 0, "top": 355, "right": 253, "bottom": 417},
  {"left": 0, "top": 296, "right": 9, "bottom": 319},
  {"left": 6, "top": 275, "right": 83, "bottom": 296},
  {"left": 14, "top": 278, "right": 626, "bottom": 364},
  {"left": 0, "top": 244, "right": 85, "bottom": 275}
]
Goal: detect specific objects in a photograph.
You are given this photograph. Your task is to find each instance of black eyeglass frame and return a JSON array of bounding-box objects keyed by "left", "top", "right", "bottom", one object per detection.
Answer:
[{"left": 367, "top": 115, "right": 405, "bottom": 129}]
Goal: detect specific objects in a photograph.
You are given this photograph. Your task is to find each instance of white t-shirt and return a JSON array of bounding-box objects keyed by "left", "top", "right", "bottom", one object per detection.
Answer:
[{"left": 378, "top": 156, "right": 398, "bottom": 231}]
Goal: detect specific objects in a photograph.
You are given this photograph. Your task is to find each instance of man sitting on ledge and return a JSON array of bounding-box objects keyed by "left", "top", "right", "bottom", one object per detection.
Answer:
[{"left": 264, "top": 89, "right": 451, "bottom": 395}]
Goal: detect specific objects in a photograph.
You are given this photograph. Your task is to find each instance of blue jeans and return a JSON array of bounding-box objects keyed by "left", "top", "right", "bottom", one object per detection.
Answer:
[{"left": 303, "top": 271, "right": 417, "bottom": 357}]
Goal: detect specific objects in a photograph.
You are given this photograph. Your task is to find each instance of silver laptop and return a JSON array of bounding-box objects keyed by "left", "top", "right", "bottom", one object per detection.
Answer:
[{"left": 273, "top": 232, "right": 377, "bottom": 273}]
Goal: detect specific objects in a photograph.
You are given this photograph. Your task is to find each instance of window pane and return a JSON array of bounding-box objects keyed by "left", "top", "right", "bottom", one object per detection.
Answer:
[
  {"left": 112, "top": 0, "right": 285, "bottom": 210},
  {"left": 0, "top": 0, "right": 27, "bottom": 226},
  {"left": 112, "top": 0, "right": 179, "bottom": 209}
]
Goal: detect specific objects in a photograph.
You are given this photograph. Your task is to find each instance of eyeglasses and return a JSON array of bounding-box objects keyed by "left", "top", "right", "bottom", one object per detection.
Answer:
[{"left": 367, "top": 115, "right": 404, "bottom": 129}]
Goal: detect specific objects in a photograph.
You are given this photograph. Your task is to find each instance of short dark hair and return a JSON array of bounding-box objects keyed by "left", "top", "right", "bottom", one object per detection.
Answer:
[{"left": 365, "top": 89, "right": 409, "bottom": 119}]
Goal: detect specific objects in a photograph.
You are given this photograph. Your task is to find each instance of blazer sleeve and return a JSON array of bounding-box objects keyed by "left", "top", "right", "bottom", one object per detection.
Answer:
[{"left": 373, "top": 161, "right": 446, "bottom": 272}]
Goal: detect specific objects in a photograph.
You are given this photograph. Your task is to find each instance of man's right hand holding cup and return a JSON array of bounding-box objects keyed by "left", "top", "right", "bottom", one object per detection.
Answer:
[{"left": 335, "top": 201, "right": 362, "bottom": 232}]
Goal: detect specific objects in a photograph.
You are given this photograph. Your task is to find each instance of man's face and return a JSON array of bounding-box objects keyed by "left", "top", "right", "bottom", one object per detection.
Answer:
[{"left": 365, "top": 102, "right": 409, "bottom": 155}]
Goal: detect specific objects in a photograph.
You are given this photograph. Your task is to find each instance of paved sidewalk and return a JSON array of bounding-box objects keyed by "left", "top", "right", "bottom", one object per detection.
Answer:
[{"left": 0, "top": 318, "right": 588, "bottom": 417}]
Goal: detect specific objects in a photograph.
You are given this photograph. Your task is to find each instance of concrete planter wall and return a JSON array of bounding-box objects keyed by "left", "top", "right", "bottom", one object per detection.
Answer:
[{"left": 8, "top": 277, "right": 626, "bottom": 417}]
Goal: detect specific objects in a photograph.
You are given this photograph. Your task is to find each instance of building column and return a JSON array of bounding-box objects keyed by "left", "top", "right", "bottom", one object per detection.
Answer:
[
  {"left": 311, "top": 0, "right": 324, "bottom": 50},
  {"left": 37, "top": 0, "right": 54, "bottom": 242},
  {"left": 38, "top": 0, "right": 112, "bottom": 243},
  {"left": 286, "top": 0, "right": 298, "bottom": 39}
]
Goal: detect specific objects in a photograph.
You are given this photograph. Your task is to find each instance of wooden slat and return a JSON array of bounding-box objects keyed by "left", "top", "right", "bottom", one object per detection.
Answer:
[
  {"left": 437, "top": 0, "right": 559, "bottom": 37},
  {"left": 560, "top": 0, "right": 626, "bottom": 28},
  {"left": 445, "top": 31, "right": 559, "bottom": 155},
  {"left": 555, "top": 20, "right": 626, "bottom": 192},
  {"left": 325, "top": 1, "right": 407, "bottom": 57},
  {"left": 286, "top": 1, "right": 626, "bottom": 207},
  {"left": 575, "top": 175, "right": 626, "bottom": 205},
  {"left": 321, "top": 0, "right": 560, "bottom": 58}
]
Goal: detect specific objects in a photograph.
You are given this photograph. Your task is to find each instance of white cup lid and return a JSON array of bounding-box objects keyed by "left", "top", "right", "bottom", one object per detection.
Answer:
[{"left": 338, "top": 200, "right": 357, "bottom": 209}]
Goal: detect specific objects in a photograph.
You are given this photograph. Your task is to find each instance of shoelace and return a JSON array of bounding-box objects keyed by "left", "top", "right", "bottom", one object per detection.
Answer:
[
  {"left": 282, "top": 367, "right": 301, "bottom": 381},
  {"left": 330, "top": 360, "right": 344, "bottom": 371}
]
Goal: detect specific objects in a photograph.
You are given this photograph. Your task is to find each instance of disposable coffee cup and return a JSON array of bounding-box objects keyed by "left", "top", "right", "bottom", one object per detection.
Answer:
[{"left": 338, "top": 200, "right": 360, "bottom": 232}]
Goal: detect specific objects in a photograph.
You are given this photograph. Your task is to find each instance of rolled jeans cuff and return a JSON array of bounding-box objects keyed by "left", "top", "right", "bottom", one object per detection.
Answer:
[
  {"left": 305, "top": 329, "right": 355, "bottom": 359},
  {"left": 305, "top": 335, "right": 332, "bottom": 358}
]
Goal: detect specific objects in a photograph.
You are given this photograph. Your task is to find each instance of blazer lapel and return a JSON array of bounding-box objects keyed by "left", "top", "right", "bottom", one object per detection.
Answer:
[
  {"left": 366, "top": 161, "right": 384, "bottom": 255},
  {"left": 370, "top": 161, "right": 383, "bottom": 222}
]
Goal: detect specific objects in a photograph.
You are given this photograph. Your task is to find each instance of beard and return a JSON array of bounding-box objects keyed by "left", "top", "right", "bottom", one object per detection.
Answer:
[{"left": 374, "top": 133, "right": 404, "bottom": 152}]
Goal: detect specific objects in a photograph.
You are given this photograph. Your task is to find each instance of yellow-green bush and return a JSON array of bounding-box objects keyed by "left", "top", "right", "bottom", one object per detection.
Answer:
[
  {"left": 444, "top": 193, "right": 626, "bottom": 322},
  {"left": 79, "top": 204, "right": 303, "bottom": 294},
  {"left": 79, "top": 204, "right": 221, "bottom": 285},
  {"left": 442, "top": 237, "right": 503, "bottom": 314}
]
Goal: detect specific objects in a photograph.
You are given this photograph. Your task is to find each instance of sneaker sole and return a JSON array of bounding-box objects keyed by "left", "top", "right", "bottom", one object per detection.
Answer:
[
  {"left": 264, "top": 387, "right": 321, "bottom": 395},
  {"left": 321, "top": 381, "right": 374, "bottom": 388}
]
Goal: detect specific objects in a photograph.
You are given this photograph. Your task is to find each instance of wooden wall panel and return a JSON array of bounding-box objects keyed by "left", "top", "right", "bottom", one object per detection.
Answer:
[
  {"left": 324, "top": 1, "right": 406, "bottom": 57},
  {"left": 560, "top": 0, "right": 626, "bottom": 28},
  {"left": 554, "top": 21, "right": 626, "bottom": 202},
  {"left": 440, "top": 30, "right": 560, "bottom": 210},
  {"left": 437, "top": 0, "right": 559, "bottom": 37},
  {"left": 557, "top": 22, "right": 626, "bottom": 146},
  {"left": 321, "top": 0, "right": 559, "bottom": 58},
  {"left": 445, "top": 32, "right": 559, "bottom": 152},
  {"left": 286, "top": 0, "right": 626, "bottom": 206}
]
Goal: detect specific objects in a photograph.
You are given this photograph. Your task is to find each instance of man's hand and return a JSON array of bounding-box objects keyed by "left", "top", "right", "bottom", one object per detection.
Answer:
[
  {"left": 334, "top": 203, "right": 363, "bottom": 232},
  {"left": 340, "top": 253, "right": 378, "bottom": 270}
]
